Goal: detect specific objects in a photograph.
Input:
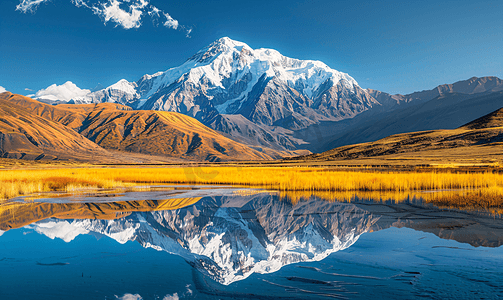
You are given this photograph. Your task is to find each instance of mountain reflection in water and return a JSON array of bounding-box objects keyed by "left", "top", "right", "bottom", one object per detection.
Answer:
[
  {"left": 1, "top": 190, "right": 502, "bottom": 287},
  {"left": 18, "top": 195, "right": 377, "bottom": 284}
]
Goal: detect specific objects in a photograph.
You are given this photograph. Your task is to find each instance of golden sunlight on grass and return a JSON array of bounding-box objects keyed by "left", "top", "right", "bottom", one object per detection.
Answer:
[{"left": 1, "top": 166, "right": 503, "bottom": 212}]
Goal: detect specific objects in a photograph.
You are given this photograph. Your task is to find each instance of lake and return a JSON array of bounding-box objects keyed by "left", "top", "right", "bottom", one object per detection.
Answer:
[{"left": 1, "top": 186, "right": 502, "bottom": 299}]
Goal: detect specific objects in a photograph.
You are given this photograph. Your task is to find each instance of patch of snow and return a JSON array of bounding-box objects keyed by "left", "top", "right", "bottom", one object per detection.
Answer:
[
  {"left": 108, "top": 79, "right": 138, "bottom": 94},
  {"left": 29, "top": 220, "right": 90, "bottom": 242}
]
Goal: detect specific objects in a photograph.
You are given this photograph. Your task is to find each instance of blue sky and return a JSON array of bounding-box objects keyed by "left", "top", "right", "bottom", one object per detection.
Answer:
[{"left": 0, "top": 0, "right": 502, "bottom": 95}]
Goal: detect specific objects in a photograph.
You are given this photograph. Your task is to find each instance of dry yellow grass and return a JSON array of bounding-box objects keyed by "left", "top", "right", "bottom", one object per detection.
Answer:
[
  {"left": 0, "top": 168, "right": 123, "bottom": 200},
  {"left": 1, "top": 166, "right": 503, "bottom": 212},
  {"left": 279, "top": 187, "right": 503, "bottom": 214}
]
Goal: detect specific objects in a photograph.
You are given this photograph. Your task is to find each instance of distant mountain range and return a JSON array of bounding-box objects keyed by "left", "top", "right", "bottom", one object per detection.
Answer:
[
  {"left": 27, "top": 37, "right": 382, "bottom": 151},
  {"left": 306, "top": 77, "right": 503, "bottom": 153}
]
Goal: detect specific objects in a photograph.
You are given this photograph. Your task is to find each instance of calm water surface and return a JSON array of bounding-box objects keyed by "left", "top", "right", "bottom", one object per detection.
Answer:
[{"left": 0, "top": 186, "right": 502, "bottom": 299}]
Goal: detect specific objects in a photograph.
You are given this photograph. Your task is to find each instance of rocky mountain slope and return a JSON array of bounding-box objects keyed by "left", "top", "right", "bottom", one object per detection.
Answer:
[
  {"left": 75, "top": 103, "right": 278, "bottom": 161},
  {"left": 0, "top": 92, "right": 286, "bottom": 161},
  {"left": 367, "top": 76, "right": 503, "bottom": 106}
]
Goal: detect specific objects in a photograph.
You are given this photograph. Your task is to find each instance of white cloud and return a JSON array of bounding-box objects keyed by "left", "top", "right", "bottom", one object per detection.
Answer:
[
  {"left": 92, "top": 0, "right": 148, "bottom": 29},
  {"left": 16, "top": 0, "right": 190, "bottom": 34},
  {"left": 16, "top": 0, "right": 50, "bottom": 13},
  {"left": 116, "top": 294, "right": 143, "bottom": 300},
  {"left": 148, "top": 5, "right": 160, "bottom": 17},
  {"left": 0, "top": 86, "right": 6, "bottom": 93},
  {"left": 163, "top": 12, "right": 179, "bottom": 30},
  {"left": 163, "top": 293, "right": 179, "bottom": 300},
  {"left": 71, "top": 0, "right": 90, "bottom": 8},
  {"left": 33, "top": 81, "right": 91, "bottom": 101}
]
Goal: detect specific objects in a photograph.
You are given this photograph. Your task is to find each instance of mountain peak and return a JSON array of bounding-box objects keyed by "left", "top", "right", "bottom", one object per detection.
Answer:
[
  {"left": 215, "top": 36, "right": 249, "bottom": 48},
  {"left": 188, "top": 37, "right": 252, "bottom": 63}
]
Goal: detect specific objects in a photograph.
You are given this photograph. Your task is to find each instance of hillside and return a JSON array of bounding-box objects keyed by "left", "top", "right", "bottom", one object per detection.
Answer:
[
  {"left": 300, "top": 107, "right": 503, "bottom": 162},
  {"left": 0, "top": 92, "right": 108, "bottom": 160},
  {"left": 1, "top": 92, "right": 287, "bottom": 162},
  {"left": 75, "top": 103, "right": 278, "bottom": 161},
  {"left": 461, "top": 107, "right": 503, "bottom": 130}
]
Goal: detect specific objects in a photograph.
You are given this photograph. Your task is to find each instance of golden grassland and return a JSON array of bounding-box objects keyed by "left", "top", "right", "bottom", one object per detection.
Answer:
[
  {"left": 279, "top": 187, "right": 503, "bottom": 215},
  {"left": 1, "top": 166, "right": 503, "bottom": 212}
]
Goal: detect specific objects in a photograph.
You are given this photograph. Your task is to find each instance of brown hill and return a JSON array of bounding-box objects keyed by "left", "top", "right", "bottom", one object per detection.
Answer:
[
  {"left": 0, "top": 92, "right": 92, "bottom": 130},
  {"left": 460, "top": 107, "right": 503, "bottom": 130},
  {"left": 75, "top": 103, "right": 276, "bottom": 161},
  {"left": 0, "top": 92, "right": 282, "bottom": 161},
  {"left": 300, "top": 107, "right": 503, "bottom": 162},
  {"left": 0, "top": 92, "right": 108, "bottom": 160}
]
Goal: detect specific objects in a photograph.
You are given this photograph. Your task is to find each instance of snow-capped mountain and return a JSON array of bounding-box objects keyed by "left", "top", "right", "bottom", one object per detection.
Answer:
[
  {"left": 28, "top": 194, "right": 378, "bottom": 285},
  {"left": 61, "top": 37, "right": 378, "bottom": 150},
  {"left": 133, "top": 37, "right": 377, "bottom": 125},
  {"left": 73, "top": 79, "right": 139, "bottom": 107}
]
